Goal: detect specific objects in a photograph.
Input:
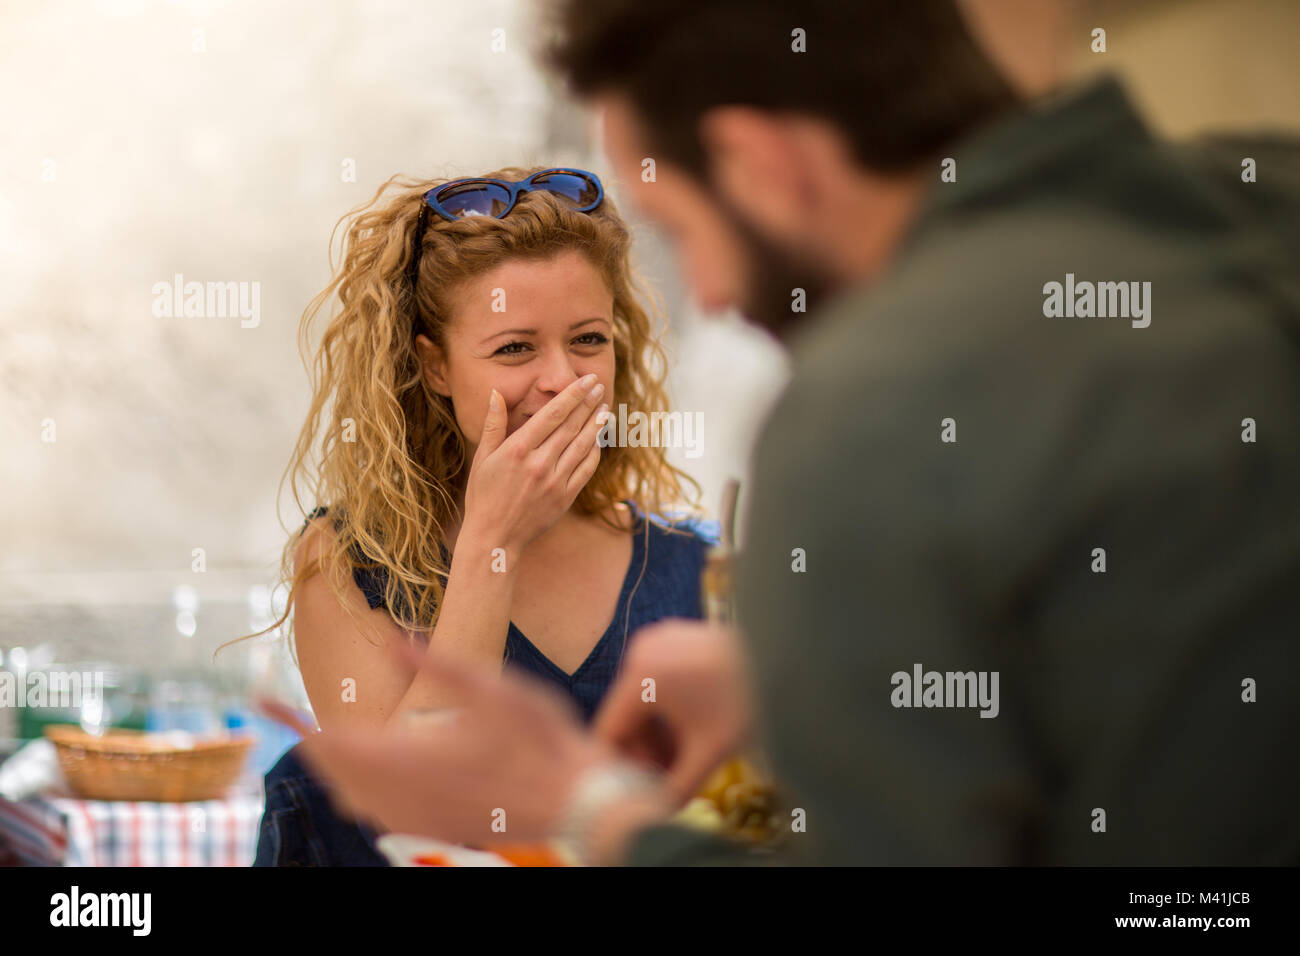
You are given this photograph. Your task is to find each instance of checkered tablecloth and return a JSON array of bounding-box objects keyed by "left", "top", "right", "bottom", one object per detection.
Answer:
[{"left": 0, "top": 787, "right": 264, "bottom": 866}]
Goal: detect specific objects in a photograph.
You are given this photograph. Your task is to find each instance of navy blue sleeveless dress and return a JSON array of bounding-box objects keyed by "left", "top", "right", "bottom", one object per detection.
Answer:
[{"left": 253, "top": 501, "right": 718, "bottom": 866}]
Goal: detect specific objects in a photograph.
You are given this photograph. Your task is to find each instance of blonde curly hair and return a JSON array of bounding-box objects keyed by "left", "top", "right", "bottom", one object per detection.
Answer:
[{"left": 236, "top": 166, "right": 704, "bottom": 653}]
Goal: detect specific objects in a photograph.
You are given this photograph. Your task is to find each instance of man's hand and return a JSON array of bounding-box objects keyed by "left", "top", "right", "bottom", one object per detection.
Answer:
[
  {"left": 260, "top": 646, "right": 617, "bottom": 846},
  {"left": 593, "top": 620, "right": 756, "bottom": 803}
]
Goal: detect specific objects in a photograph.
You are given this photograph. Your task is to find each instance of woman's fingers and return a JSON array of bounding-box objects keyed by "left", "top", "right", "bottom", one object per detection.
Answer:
[
  {"left": 508, "top": 374, "right": 600, "bottom": 454},
  {"left": 535, "top": 379, "right": 605, "bottom": 464},
  {"left": 462, "top": 375, "right": 606, "bottom": 552},
  {"left": 473, "top": 388, "right": 508, "bottom": 462},
  {"left": 556, "top": 401, "right": 609, "bottom": 480},
  {"left": 564, "top": 435, "right": 602, "bottom": 498}
]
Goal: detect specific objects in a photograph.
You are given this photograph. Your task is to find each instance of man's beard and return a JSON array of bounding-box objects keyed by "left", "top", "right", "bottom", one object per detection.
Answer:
[{"left": 713, "top": 190, "right": 841, "bottom": 341}]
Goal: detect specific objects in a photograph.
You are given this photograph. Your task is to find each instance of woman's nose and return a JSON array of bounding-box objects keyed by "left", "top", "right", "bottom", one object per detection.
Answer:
[{"left": 534, "top": 352, "right": 583, "bottom": 395}]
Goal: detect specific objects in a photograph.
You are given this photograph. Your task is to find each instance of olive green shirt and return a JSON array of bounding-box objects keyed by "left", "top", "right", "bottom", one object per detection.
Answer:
[{"left": 624, "top": 76, "right": 1300, "bottom": 865}]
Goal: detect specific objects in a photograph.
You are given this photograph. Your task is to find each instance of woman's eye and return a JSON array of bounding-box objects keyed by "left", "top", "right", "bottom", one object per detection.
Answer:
[{"left": 494, "top": 333, "right": 607, "bottom": 357}]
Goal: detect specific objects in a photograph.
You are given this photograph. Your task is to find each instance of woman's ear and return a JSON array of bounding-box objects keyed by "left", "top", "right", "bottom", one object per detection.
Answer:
[{"left": 414, "top": 333, "right": 452, "bottom": 397}]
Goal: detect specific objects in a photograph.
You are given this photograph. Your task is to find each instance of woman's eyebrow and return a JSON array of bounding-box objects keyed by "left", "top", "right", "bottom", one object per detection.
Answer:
[{"left": 479, "top": 317, "right": 611, "bottom": 345}]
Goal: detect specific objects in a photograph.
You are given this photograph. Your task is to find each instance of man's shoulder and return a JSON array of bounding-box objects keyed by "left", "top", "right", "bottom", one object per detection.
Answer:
[
  {"left": 785, "top": 185, "right": 1299, "bottom": 416},
  {"left": 755, "top": 193, "right": 1300, "bottom": 540},
  {"left": 767, "top": 214, "right": 1088, "bottom": 452}
]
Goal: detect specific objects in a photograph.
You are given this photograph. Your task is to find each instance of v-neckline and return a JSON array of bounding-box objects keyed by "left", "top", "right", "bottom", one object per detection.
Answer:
[{"left": 507, "top": 506, "right": 647, "bottom": 681}]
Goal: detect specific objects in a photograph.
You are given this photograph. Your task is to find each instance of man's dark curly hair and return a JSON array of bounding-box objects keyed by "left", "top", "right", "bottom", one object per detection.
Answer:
[{"left": 543, "top": 0, "right": 1018, "bottom": 179}]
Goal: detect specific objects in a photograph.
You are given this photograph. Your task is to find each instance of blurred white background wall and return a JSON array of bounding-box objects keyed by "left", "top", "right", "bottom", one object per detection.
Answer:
[{"left": 0, "top": 0, "right": 786, "bottom": 674}]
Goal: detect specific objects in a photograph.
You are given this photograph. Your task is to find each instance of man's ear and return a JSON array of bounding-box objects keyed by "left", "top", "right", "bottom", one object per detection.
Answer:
[
  {"left": 697, "top": 106, "right": 811, "bottom": 237},
  {"left": 414, "top": 333, "right": 451, "bottom": 397}
]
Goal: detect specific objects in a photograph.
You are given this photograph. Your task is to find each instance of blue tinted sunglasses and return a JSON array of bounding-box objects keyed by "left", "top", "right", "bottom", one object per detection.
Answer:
[{"left": 407, "top": 168, "right": 604, "bottom": 296}]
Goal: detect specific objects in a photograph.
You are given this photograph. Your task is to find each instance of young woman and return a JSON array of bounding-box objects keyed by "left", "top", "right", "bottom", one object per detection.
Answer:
[{"left": 250, "top": 166, "right": 717, "bottom": 866}]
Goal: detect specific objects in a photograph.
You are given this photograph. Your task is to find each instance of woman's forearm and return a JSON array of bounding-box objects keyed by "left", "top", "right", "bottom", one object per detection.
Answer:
[{"left": 388, "top": 523, "right": 519, "bottom": 720}]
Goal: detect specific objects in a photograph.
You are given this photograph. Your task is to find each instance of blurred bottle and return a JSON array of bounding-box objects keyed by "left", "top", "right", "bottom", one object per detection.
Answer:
[
  {"left": 701, "top": 539, "right": 736, "bottom": 625},
  {"left": 700, "top": 480, "right": 740, "bottom": 623},
  {"left": 696, "top": 480, "right": 783, "bottom": 845}
]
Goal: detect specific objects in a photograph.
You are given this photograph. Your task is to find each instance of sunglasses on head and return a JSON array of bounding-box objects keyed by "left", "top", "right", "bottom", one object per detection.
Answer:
[{"left": 407, "top": 168, "right": 605, "bottom": 296}]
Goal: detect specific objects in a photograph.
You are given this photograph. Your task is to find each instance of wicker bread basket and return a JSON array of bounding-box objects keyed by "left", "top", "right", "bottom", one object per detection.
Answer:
[{"left": 45, "top": 725, "right": 253, "bottom": 802}]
